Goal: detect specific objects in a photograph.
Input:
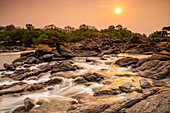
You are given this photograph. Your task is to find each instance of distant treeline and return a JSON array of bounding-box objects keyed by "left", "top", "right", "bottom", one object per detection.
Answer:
[{"left": 0, "top": 24, "right": 169, "bottom": 45}]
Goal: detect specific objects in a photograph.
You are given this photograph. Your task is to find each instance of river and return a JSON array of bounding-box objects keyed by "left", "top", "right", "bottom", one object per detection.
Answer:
[{"left": 0, "top": 52, "right": 151, "bottom": 113}]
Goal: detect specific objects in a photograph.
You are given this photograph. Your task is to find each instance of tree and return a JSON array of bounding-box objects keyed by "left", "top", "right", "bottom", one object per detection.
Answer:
[
  {"left": 26, "top": 24, "right": 35, "bottom": 30},
  {"left": 44, "top": 24, "right": 57, "bottom": 30},
  {"left": 4, "top": 24, "right": 16, "bottom": 31},
  {"left": 116, "top": 24, "right": 123, "bottom": 30},
  {"left": 108, "top": 25, "right": 115, "bottom": 30}
]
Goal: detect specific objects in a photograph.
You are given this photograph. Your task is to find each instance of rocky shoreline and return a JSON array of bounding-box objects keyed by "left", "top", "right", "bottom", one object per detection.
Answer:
[{"left": 0, "top": 37, "right": 170, "bottom": 113}]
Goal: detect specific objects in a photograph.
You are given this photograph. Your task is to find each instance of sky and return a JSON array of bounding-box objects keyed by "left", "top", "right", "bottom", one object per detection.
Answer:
[{"left": 0, "top": 0, "right": 170, "bottom": 35}]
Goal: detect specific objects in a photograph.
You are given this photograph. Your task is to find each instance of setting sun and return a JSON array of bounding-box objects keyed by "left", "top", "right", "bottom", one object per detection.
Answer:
[{"left": 115, "top": 8, "right": 122, "bottom": 14}]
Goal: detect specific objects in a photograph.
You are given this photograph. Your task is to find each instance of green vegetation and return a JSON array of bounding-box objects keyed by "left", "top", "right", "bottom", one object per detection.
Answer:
[
  {"left": 149, "top": 26, "right": 170, "bottom": 38},
  {"left": 0, "top": 24, "right": 169, "bottom": 45}
]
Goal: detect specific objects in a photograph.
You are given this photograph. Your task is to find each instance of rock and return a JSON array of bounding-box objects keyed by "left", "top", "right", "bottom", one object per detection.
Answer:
[
  {"left": 115, "top": 57, "right": 139, "bottom": 67},
  {"left": 136, "top": 60, "right": 160, "bottom": 71},
  {"left": 12, "top": 56, "right": 27, "bottom": 64},
  {"left": 67, "top": 88, "right": 159, "bottom": 113},
  {"left": 124, "top": 88, "right": 170, "bottom": 113},
  {"left": 35, "top": 44, "right": 52, "bottom": 53},
  {"left": 94, "top": 89, "right": 121, "bottom": 96},
  {"left": 135, "top": 57, "right": 150, "bottom": 67},
  {"left": 119, "top": 82, "right": 133, "bottom": 92},
  {"left": 51, "top": 61, "right": 76, "bottom": 73},
  {"left": 20, "top": 51, "right": 34, "bottom": 57},
  {"left": 12, "top": 106, "right": 26, "bottom": 113},
  {"left": 73, "top": 77, "right": 87, "bottom": 84},
  {"left": 153, "top": 80, "right": 167, "bottom": 87},
  {"left": 83, "top": 73, "right": 104, "bottom": 82},
  {"left": 151, "top": 52, "right": 170, "bottom": 61},
  {"left": 0, "top": 83, "right": 29, "bottom": 95},
  {"left": 139, "top": 79, "right": 151, "bottom": 88},
  {"left": 25, "top": 57, "right": 38, "bottom": 64},
  {"left": 24, "top": 97, "right": 35, "bottom": 111},
  {"left": 3, "top": 63, "right": 15, "bottom": 70},
  {"left": 52, "top": 51, "right": 62, "bottom": 57},
  {"left": 45, "top": 77, "right": 63, "bottom": 85},
  {"left": 125, "top": 49, "right": 143, "bottom": 54},
  {"left": 42, "top": 54, "right": 54, "bottom": 61},
  {"left": 27, "top": 83, "right": 44, "bottom": 91},
  {"left": 127, "top": 36, "right": 142, "bottom": 44},
  {"left": 137, "top": 61, "right": 170, "bottom": 79},
  {"left": 98, "top": 49, "right": 120, "bottom": 56}
]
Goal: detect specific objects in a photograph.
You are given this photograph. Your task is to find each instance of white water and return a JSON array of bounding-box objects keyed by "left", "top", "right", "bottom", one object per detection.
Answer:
[{"left": 0, "top": 53, "right": 151, "bottom": 113}]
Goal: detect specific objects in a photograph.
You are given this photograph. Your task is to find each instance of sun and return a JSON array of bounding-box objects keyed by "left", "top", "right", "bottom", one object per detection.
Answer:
[{"left": 115, "top": 8, "right": 122, "bottom": 14}]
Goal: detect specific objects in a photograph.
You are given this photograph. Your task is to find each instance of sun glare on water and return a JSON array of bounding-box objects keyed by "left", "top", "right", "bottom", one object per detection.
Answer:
[{"left": 115, "top": 8, "right": 122, "bottom": 14}]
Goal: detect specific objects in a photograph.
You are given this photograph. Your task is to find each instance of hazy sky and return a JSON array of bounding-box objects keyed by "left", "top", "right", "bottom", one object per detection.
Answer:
[{"left": 0, "top": 0, "right": 170, "bottom": 35}]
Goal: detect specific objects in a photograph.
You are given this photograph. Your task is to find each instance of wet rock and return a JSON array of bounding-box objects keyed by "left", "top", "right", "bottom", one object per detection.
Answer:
[
  {"left": 25, "top": 57, "right": 38, "bottom": 64},
  {"left": 139, "top": 79, "right": 151, "bottom": 88},
  {"left": 115, "top": 57, "right": 139, "bottom": 67},
  {"left": 45, "top": 77, "right": 63, "bottom": 85},
  {"left": 137, "top": 61, "right": 170, "bottom": 79},
  {"left": 12, "top": 69, "right": 42, "bottom": 80},
  {"left": 20, "top": 51, "right": 34, "bottom": 57},
  {"left": 52, "top": 51, "right": 62, "bottom": 57},
  {"left": 51, "top": 61, "right": 76, "bottom": 73},
  {"left": 73, "top": 77, "right": 87, "bottom": 84},
  {"left": 94, "top": 89, "right": 121, "bottom": 96},
  {"left": 12, "top": 106, "right": 26, "bottom": 113},
  {"left": 135, "top": 57, "right": 150, "bottom": 67},
  {"left": 12, "top": 56, "right": 27, "bottom": 64},
  {"left": 67, "top": 88, "right": 159, "bottom": 113},
  {"left": 0, "top": 83, "right": 29, "bottom": 95},
  {"left": 27, "top": 83, "right": 44, "bottom": 91},
  {"left": 136, "top": 60, "right": 160, "bottom": 71},
  {"left": 124, "top": 88, "right": 170, "bottom": 113},
  {"left": 42, "top": 54, "right": 54, "bottom": 61},
  {"left": 24, "top": 97, "right": 35, "bottom": 111},
  {"left": 119, "top": 82, "right": 133, "bottom": 92},
  {"left": 83, "top": 73, "right": 104, "bottom": 82},
  {"left": 98, "top": 49, "right": 120, "bottom": 56},
  {"left": 153, "top": 80, "right": 167, "bottom": 87},
  {"left": 3, "top": 63, "right": 15, "bottom": 70},
  {"left": 150, "top": 52, "right": 170, "bottom": 61}
]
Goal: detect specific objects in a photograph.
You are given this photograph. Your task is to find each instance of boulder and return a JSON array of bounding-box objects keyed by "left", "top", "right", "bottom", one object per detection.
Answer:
[
  {"left": 151, "top": 52, "right": 170, "bottom": 61},
  {"left": 25, "top": 57, "right": 38, "bottom": 64},
  {"left": 73, "top": 77, "right": 87, "bottom": 84},
  {"left": 12, "top": 56, "right": 27, "bottom": 64},
  {"left": 20, "top": 51, "right": 34, "bottom": 57},
  {"left": 115, "top": 57, "right": 139, "bottom": 67},
  {"left": 0, "top": 83, "right": 29, "bottom": 95},
  {"left": 24, "top": 97, "right": 35, "bottom": 111},
  {"left": 139, "top": 79, "right": 151, "bottom": 88},
  {"left": 42, "top": 54, "right": 54, "bottom": 61},
  {"left": 152, "top": 80, "right": 167, "bottom": 87},
  {"left": 3, "top": 63, "right": 15, "bottom": 70},
  {"left": 119, "top": 82, "right": 133, "bottom": 92},
  {"left": 83, "top": 73, "right": 104, "bottom": 82},
  {"left": 94, "top": 89, "right": 121, "bottom": 96},
  {"left": 12, "top": 106, "right": 26, "bottom": 113}
]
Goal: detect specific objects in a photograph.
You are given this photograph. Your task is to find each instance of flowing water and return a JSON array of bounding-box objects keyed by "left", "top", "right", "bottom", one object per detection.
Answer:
[{"left": 0, "top": 53, "right": 151, "bottom": 113}]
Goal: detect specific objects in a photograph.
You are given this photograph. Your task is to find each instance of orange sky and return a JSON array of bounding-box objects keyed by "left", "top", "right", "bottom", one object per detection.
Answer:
[{"left": 0, "top": 0, "right": 170, "bottom": 35}]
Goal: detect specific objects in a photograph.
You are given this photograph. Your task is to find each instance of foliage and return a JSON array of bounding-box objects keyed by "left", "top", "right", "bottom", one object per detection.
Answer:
[{"left": 0, "top": 24, "right": 169, "bottom": 45}]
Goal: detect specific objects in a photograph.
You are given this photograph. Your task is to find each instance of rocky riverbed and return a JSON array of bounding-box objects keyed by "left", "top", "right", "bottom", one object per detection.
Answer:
[{"left": 0, "top": 37, "right": 170, "bottom": 113}]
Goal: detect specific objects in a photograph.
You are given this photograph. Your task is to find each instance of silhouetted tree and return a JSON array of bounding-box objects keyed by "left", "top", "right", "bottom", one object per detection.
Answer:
[{"left": 26, "top": 24, "right": 35, "bottom": 30}]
